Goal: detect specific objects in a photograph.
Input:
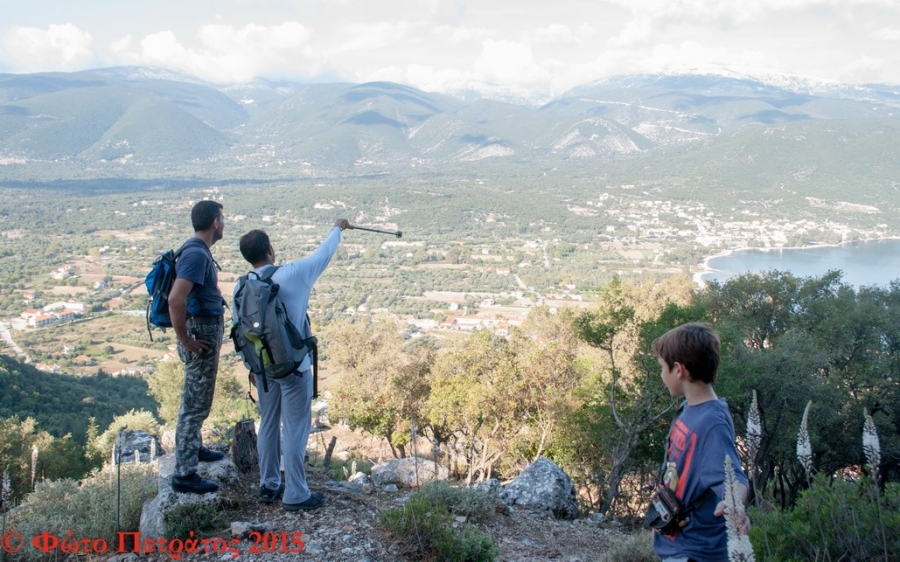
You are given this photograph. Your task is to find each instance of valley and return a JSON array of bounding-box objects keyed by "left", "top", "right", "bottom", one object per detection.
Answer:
[
  {"left": 0, "top": 168, "right": 894, "bottom": 381},
  {"left": 1, "top": 67, "right": 899, "bottom": 431}
]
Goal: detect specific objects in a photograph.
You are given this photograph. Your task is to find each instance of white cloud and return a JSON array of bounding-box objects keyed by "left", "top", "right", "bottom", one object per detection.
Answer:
[
  {"left": 140, "top": 31, "right": 188, "bottom": 63},
  {"left": 641, "top": 40, "right": 768, "bottom": 74},
  {"left": 606, "top": 0, "right": 900, "bottom": 28},
  {"left": 363, "top": 64, "right": 411, "bottom": 84},
  {"left": 424, "top": 0, "right": 467, "bottom": 24},
  {"left": 840, "top": 55, "right": 885, "bottom": 82},
  {"left": 872, "top": 26, "right": 900, "bottom": 41},
  {"left": 2, "top": 24, "right": 94, "bottom": 71},
  {"left": 331, "top": 21, "right": 414, "bottom": 54},
  {"left": 2, "top": 0, "right": 899, "bottom": 96},
  {"left": 114, "top": 22, "right": 320, "bottom": 83},
  {"left": 608, "top": 18, "right": 654, "bottom": 47},
  {"left": 603, "top": 0, "right": 766, "bottom": 26},
  {"left": 436, "top": 25, "right": 492, "bottom": 44},
  {"left": 473, "top": 39, "right": 551, "bottom": 88},
  {"left": 525, "top": 24, "right": 581, "bottom": 46},
  {"left": 402, "top": 40, "right": 558, "bottom": 98},
  {"left": 406, "top": 63, "right": 473, "bottom": 92},
  {"left": 110, "top": 35, "right": 134, "bottom": 55}
]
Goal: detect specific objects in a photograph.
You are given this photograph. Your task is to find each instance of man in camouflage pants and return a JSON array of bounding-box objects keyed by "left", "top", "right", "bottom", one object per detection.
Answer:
[{"left": 168, "top": 201, "right": 227, "bottom": 494}]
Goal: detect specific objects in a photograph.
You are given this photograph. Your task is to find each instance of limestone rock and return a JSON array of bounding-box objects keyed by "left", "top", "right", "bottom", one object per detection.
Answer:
[
  {"left": 500, "top": 456, "right": 579, "bottom": 520},
  {"left": 348, "top": 472, "right": 375, "bottom": 494},
  {"left": 139, "top": 452, "right": 241, "bottom": 539},
  {"left": 113, "top": 429, "right": 163, "bottom": 464},
  {"left": 370, "top": 456, "right": 448, "bottom": 488}
]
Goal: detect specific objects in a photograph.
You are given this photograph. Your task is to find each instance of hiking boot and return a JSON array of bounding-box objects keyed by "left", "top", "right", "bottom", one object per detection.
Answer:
[
  {"left": 283, "top": 492, "right": 324, "bottom": 512},
  {"left": 198, "top": 447, "right": 225, "bottom": 462},
  {"left": 172, "top": 472, "right": 218, "bottom": 494},
  {"left": 258, "top": 483, "right": 285, "bottom": 504}
]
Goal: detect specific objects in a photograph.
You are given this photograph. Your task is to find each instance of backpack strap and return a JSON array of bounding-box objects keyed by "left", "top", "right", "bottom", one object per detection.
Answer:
[
  {"left": 303, "top": 312, "right": 319, "bottom": 398},
  {"left": 176, "top": 238, "right": 221, "bottom": 271},
  {"left": 257, "top": 265, "right": 280, "bottom": 281},
  {"left": 658, "top": 402, "right": 686, "bottom": 480}
]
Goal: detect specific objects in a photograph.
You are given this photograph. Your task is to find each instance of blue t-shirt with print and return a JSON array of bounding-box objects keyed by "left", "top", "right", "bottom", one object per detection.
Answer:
[
  {"left": 175, "top": 240, "right": 224, "bottom": 317},
  {"left": 653, "top": 398, "right": 748, "bottom": 562}
]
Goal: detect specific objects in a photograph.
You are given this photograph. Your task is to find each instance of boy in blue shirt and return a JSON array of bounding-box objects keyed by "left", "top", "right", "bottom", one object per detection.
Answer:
[{"left": 652, "top": 322, "right": 750, "bottom": 562}]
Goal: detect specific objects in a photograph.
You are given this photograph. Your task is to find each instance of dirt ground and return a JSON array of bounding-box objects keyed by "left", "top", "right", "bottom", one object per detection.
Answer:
[{"left": 124, "top": 425, "right": 624, "bottom": 562}]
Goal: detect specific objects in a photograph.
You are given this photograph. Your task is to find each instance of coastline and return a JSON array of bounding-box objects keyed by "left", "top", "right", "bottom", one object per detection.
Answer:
[{"left": 692, "top": 236, "right": 900, "bottom": 287}]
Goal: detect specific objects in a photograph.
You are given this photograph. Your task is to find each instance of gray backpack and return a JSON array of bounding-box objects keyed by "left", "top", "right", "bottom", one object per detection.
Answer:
[{"left": 230, "top": 266, "right": 318, "bottom": 396}]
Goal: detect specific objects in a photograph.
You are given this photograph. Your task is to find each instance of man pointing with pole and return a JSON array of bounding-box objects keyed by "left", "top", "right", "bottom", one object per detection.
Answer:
[{"left": 235, "top": 218, "right": 350, "bottom": 511}]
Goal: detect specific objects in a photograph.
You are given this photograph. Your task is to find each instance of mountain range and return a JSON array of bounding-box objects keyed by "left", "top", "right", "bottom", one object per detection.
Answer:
[{"left": 1, "top": 66, "right": 899, "bottom": 176}]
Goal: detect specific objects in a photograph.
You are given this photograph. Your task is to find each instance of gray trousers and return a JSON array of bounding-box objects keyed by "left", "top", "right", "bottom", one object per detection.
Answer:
[
  {"left": 174, "top": 317, "right": 223, "bottom": 478},
  {"left": 255, "top": 369, "right": 313, "bottom": 504}
]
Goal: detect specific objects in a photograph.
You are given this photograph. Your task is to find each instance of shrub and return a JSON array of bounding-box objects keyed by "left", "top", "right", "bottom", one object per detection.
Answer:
[
  {"left": 378, "top": 492, "right": 498, "bottom": 562},
  {"left": 416, "top": 481, "right": 498, "bottom": 522},
  {"left": 750, "top": 475, "right": 899, "bottom": 561},
  {"left": 598, "top": 531, "right": 657, "bottom": 562},
  {"left": 9, "top": 464, "right": 157, "bottom": 561},
  {"left": 307, "top": 453, "right": 373, "bottom": 481},
  {"left": 164, "top": 503, "right": 228, "bottom": 539},
  {"left": 90, "top": 409, "right": 160, "bottom": 462}
]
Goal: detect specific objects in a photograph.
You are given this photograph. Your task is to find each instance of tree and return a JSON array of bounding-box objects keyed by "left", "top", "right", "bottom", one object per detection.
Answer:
[
  {"left": 147, "top": 359, "right": 185, "bottom": 427},
  {"left": 148, "top": 358, "right": 250, "bottom": 435},
  {"left": 0, "top": 417, "right": 90, "bottom": 504},
  {"left": 327, "top": 318, "right": 434, "bottom": 458},
  {"left": 427, "top": 330, "right": 513, "bottom": 483},
  {"left": 568, "top": 276, "right": 700, "bottom": 515},
  {"left": 699, "top": 270, "right": 900, "bottom": 505}
]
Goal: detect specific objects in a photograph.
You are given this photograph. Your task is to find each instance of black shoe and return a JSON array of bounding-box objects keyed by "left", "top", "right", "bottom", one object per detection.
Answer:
[
  {"left": 198, "top": 447, "right": 225, "bottom": 462},
  {"left": 172, "top": 472, "right": 218, "bottom": 494},
  {"left": 258, "top": 483, "right": 285, "bottom": 504},
  {"left": 283, "top": 492, "right": 324, "bottom": 512}
]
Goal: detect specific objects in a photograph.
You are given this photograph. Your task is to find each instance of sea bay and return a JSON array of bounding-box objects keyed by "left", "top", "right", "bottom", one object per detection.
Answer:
[{"left": 698, "top": 239, "right": 900, "bottom": 288}]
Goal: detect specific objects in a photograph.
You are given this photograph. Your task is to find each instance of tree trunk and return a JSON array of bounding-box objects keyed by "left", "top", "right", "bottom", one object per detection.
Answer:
[
  {"left": 232, "top": 419, "right": 259, "bottom": 474},
  {"left": 599, "top": 434, "right": 638, "bottom": 516},
  {"left": 322, "top": 436, "right": 337, "bottom": 471}
]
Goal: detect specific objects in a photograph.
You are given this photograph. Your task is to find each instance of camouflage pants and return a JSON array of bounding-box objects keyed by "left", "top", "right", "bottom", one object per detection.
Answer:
[{"left": 174, "top": 317, "right": 223, "bottom": 478}]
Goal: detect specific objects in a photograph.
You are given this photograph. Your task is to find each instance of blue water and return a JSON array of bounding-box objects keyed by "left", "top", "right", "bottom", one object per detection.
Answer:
[{"left": 700, "top": 239, "right": 900, "bottom": 288}]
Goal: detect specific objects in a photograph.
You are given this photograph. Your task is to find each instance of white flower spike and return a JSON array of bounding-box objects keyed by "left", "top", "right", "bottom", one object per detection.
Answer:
[
  {"left": 796, "top": 400, "right": 813, "bottom": 482},
  {"left": 724, "top": 456, "right": 756, "bottom": 561},
  {"left": 863, "top": 408, "right": 881, "bottom": 484}
]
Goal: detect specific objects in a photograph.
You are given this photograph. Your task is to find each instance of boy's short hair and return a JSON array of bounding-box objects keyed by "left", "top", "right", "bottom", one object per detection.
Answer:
[
  {"left": 239, "top": 229, "right": 270, "bottom": 265},
  {"left": 191, "top": 200, "right": 223, "bottom": 231},
  {"left": 652, "top": 322, "right": 720, "bottom": 384}
]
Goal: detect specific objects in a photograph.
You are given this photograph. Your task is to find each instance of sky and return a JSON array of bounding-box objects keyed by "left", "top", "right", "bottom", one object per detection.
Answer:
[{"left": 2, "top": 0, "right": 900, "bottom": 100}]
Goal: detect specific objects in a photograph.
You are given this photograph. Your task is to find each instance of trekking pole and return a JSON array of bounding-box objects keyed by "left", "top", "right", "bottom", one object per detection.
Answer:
[
  {"left": 115, "top": 428, "right": 123, "bottom": 535},
  {"left": 348, "top": 225, "right": 402, "bottom": 238},
  {"left": 411, "top": 415, "right": 419, "bottom": 487}
]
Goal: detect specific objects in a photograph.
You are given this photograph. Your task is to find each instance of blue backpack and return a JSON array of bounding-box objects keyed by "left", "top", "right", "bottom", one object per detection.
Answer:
[{"left": 145, "top": 238, "right": 215, "bottom": 340}]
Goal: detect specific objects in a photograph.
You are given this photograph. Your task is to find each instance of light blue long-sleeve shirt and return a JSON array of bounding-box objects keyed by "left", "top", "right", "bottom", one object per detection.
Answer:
[{"left": 233, "top": 226, "right": 342, "bottom": 371}]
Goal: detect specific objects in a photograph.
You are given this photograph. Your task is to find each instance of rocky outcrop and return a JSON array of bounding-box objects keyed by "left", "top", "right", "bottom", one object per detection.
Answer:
[
  {"left": 370, "top": 456, "right": 448, "bottom": 488},
  {"left": 500, "top": 456, "right": 579, "bottom": 520},
  {"left": 113, "top": 429, "right": 164, "bottom": 464},
  {"left": 139, "top": 451, "right": 241, "bottom": 539}
]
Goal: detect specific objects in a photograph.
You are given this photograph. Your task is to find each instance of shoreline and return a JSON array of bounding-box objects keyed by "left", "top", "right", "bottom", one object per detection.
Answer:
[{"left": 692, "top": 236, "right": 900, "bottom": 286}]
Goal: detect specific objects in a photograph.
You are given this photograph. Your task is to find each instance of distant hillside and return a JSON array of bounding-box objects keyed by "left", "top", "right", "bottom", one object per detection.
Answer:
[
  {"left": 0, "top": 355, "right": 158, "bottom": 443},
  {"left": 1, "top": 67, "right": 899, "bottom": 176}
]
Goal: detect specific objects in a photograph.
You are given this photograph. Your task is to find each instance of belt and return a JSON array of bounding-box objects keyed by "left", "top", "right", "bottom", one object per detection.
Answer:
[{"left": 186, "top": 315, "right": 223, "bottom": 325}]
